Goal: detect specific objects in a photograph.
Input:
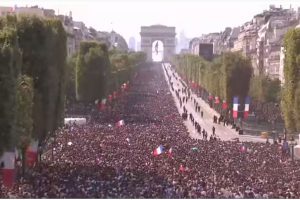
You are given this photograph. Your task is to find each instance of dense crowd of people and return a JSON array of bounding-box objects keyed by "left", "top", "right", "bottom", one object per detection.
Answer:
[{"left": 1, "top": 63, "right": 300, "bottom": 198}]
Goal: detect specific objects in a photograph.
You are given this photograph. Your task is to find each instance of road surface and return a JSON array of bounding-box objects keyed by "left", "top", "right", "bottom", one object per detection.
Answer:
[{"left": 162, "top": 63, "right": 271, "bottom": 143}]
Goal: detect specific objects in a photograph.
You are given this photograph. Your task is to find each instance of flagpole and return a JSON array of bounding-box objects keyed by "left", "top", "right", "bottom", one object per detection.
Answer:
[{"left": 213, "top": 171, "right": 216, "bottom": 198}]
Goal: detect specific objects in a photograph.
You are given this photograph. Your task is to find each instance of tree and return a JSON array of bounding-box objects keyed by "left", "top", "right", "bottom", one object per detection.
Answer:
[
  {"left": 249, "top": 75, "right": 281, "bottom": 103},
  {"left": 15, "top": 75, "right": 34, "bottom": 175},
  {"left": 16, "top": 16, "right": 67, "bottom": 143},
  {"left": 281, "top": 28, "right": 300, "bottom": 133},
  {"left": 172, "top": 52, "right": 252, "bottom": 108},
  {"left": 76, "top": 41, "right": 110, "bottom": 102},
  {"left": 0, "top": 25, "right": 21, "bottom": 154},
  {"left": 221, "top": 52, "right": 253, "bottom": 105},
  {"left": 294, "top": 84, "right": 300, "bottom": 131},
  {"left": 65, "top": 54, "right": 78, "bottom": 102}
]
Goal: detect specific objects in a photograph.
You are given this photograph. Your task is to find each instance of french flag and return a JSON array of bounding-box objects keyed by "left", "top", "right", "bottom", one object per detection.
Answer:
[
  {"left": 233, "top": 96, "right": 239, "bottom": 119},
  {"left": 116, "top": 120, "right": 125, "bottom": 127},
  {"left": 244, "top": 96, "right": 251, "bottom": 119},
  {"left": 100, "top": 98, "right": 107, "bottom": 111},
  {"left": 153, "top": 145, "right": 164, "bottom": 156},
  {"left": 1, "top": 152, "right": 15, "bottom": 188},
  {"left": 26, "top": 140, "right": 39, "bottom": 167},
  {"left": 167, "top": 147, "right": 173, "bottom": 157}
]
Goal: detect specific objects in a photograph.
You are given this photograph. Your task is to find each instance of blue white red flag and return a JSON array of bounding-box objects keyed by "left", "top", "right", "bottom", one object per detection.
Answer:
[
  {"left": 153, "top": 145, "right": 164, "bottom": 156},
  {"left": 233, "top": 96, "right": 239, "bottom": 119},
  {"left": 244, "top": 96, "right": 251, "bottom": 119}
]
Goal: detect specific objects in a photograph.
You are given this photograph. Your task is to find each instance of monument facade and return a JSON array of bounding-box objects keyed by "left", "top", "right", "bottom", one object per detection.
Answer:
[{"left": 140, "top": 25, "right": 176, "bottom": 62}]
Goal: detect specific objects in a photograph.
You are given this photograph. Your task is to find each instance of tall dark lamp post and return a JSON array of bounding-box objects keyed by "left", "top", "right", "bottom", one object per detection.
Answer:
[{"left": 290, "top": 136, "right": 297, "bottom": 162}]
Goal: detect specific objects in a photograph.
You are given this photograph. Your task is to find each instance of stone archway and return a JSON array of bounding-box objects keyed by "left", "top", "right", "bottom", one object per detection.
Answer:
[{"left": 140, "top": 25, "right": 176, "bottom": 62}]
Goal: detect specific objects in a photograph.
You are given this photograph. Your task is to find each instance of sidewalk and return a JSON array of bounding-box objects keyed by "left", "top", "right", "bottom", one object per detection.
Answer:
[{"left": 163, "top": 63, "right": 270, "bottom": 143}]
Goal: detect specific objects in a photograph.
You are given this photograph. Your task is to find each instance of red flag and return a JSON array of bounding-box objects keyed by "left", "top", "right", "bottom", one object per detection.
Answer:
[
  {"left": 1, "top": 152, "right": 15, "bottom": 188},
  {"left": 215, "top": 96, "right": 220, "bottom": 104},
  {"left": 179, "top": 164, "right": 186, "bottom": 172},
  {"left": 99, "top": 99, "right": 107, "bottom": 111},
  {"left": 116, "top": 120, "right": 125, "bottom": 127},
  {"left": 222, "top": 101, "right": 228, "bottom": 110},
  {"left": 167, "top": 147, "right": 173, "bottom": 157},
  {"left": 26, "top": 140, "right": 38, "bottom": 167}
]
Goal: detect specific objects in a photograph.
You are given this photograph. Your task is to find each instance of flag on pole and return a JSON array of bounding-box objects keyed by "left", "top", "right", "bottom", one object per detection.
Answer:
[
  {"left": 26, "top": 140, "right": 39, "bottom": 167},
  {"left": 1, "top": 152, "right": 15, "bottom": 188},
  {"left": 153, "top": 145, "right": 164, "bottom": 156},
  {"left": 116, "top": 119, "right": 125, "bottom": 127},
  {"left": 244, "top": 96, "right": 251, "bottom": 119},
  {"left": 167, "top": 147, "right": 173, "bottom": 157},
  {"left": 233, "top": 96, "right": 239, "bottom": 119},
  {"left": 100, "top": 98, "right": 107, "bottom": 111}
]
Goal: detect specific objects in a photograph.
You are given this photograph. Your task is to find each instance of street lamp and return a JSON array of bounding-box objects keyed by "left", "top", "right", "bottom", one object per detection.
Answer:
[{"left": 290, "top": 136, "right": 297, "bottom": 162}]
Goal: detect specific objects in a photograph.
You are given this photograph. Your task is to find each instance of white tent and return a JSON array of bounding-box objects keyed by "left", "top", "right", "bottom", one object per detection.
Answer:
[{"left": 64, "top": 118, "right": 86, "bottom": 126}]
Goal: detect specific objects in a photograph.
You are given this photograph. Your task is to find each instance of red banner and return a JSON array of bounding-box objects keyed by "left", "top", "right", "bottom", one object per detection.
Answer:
[{"left": 222, "top": 102, "right": 228, "bottom": 110}]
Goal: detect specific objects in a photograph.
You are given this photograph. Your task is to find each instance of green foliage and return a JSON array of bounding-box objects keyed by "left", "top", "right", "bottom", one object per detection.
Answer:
[
  {"left": 107, "top": 51, "right": 146, "bottom": 95},
  {"left": 0, "top": 26, "right": 21, "bottom": 153},
  {"left": 249, "top": 75, "right": 281, "bottom": 103},
  {"left": 76, "top": 41, "right": 110, "bottom": 102},
  {"left": 66, "top": 54, "right": 77, "bottom": 102},
  {"left": 173, "top": 52, "right": 252, "bottom": 107},
  {"left": 294, "top": 84, "right": 300, "bottom": 131},
  {"left": 281, "top": 28, "right": 300, "bottom": 133},
  {"left": 75, "top": 41, "right": 147, "bottom": 103},
  {"left": 15, "top": 75, "right": 34, "bottom": 150},
  {"left": 15, "top": 16, "right": 67, "bottom": 142}
]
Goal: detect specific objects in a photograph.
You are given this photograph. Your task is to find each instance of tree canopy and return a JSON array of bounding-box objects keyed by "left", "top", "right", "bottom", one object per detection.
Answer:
[
  {"left": 281, "top": 28, "right": 300, "bottom": 133},
  {"left": 173, "top": 52, "right": 253, "bottom": 107}
]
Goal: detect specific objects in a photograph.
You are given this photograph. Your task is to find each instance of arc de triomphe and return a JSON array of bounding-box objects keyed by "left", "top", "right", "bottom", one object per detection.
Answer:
[{"left": 140, "top": 25, "right": 176, "bottom": 62}]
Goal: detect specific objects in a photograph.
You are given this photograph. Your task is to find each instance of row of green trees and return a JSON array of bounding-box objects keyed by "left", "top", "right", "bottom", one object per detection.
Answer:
[
  {"left": 0, "top": 15, "right": 147, "bottom": 159},
  {"left": 73, "top": 42, "right": 146, "bottom": 103},
  {"left": 0, "top": 15, "right": 67, "bottom": 157},
  {"left": 249, "top": 75, "right": 281, "bottom": 103},
  {"left": 172, "top": 52, "right": 253, "bottom": 106},
  {"left": 281, "top": 28, "right": 300, "bottom": 133}
]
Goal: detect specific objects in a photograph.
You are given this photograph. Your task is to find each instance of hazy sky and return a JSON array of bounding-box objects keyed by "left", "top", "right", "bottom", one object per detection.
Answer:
[{"left": 1, "top": 0, "right": 300, "bottom": 42}]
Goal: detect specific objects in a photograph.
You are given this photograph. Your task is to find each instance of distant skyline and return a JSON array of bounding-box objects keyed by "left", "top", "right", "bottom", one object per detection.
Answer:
[{"left": 1, "top": 0, "right": 300, "bottom": 42}]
